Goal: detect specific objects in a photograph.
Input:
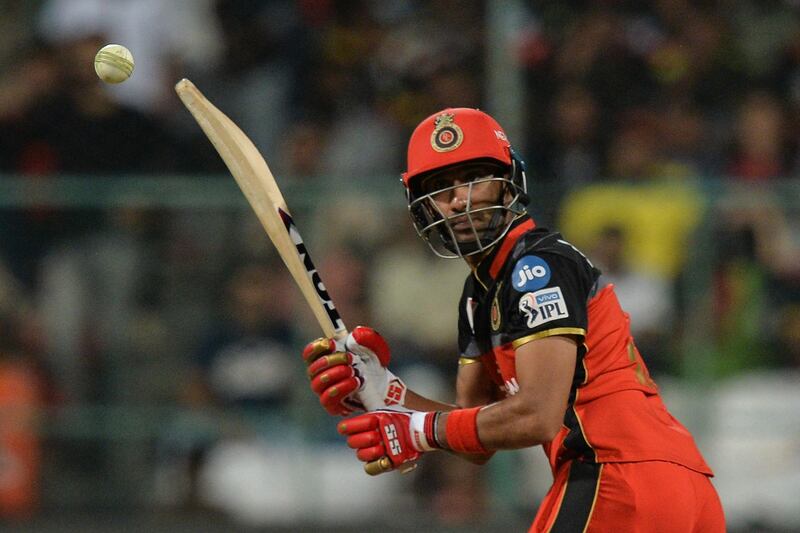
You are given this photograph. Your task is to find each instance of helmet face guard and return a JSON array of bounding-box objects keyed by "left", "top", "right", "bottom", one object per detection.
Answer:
[{"left": 406, "top": 152, "right": 528, "bottom": 259}]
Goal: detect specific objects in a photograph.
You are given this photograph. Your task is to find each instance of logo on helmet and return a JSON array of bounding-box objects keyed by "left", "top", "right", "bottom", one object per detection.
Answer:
[{"left": 430, "top": 112, "right": 463, "bottom": 152}]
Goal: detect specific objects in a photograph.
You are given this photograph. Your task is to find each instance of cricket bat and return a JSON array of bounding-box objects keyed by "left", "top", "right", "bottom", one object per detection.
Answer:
[
  {"left": 174, "top": 80, "right": 350, "bottom": 354},
  {"left": 176, "top": 79, "right": 409, "bottom": 475}
]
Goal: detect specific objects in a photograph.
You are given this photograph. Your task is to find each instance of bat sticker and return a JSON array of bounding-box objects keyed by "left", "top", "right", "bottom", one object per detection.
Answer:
[{"left": 279, "top": 208, "right": 346, "bottom": 333}]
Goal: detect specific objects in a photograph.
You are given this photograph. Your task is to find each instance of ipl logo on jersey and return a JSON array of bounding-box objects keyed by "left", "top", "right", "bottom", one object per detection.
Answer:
[
  {"left": 512, "top": 255, "right": 551, "bottom": 292},
  {"left": 518, "top": 287, "right": 569, "bottom": 328}
]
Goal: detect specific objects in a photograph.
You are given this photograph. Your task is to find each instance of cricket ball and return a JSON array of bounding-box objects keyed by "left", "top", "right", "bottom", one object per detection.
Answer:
[{"left": 94, "top": 44, "right": 135, "bottom": 84}]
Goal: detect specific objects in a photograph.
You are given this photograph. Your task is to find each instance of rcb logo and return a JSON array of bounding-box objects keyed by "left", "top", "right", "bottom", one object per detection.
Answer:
[
  {"left": 491, "top": 285, "right": 502, "bottom": 331},
  {"left": 431, "top": 113, "right": 464, "bottom": 152}
]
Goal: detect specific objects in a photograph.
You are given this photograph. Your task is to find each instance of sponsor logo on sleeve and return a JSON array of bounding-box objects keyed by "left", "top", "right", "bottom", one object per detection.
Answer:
[
  {"left": 518, "top": 287, "right": 569, "bottom": 328},
  {"left": 511, "top": 255, "right": 551, "bottom": 292}
]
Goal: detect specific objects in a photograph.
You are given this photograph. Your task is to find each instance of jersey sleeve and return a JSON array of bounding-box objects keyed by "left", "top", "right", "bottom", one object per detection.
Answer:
[{"left": 501, "top": 251, "right": 592, "bottom": 347}]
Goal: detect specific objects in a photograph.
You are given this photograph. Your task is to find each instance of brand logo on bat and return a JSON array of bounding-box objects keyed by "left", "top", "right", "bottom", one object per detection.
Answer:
[{"left": 279, "top": 208, "right": 345, "bottom": 332}]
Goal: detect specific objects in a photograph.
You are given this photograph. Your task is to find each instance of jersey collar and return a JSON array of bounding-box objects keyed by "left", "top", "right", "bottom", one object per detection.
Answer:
[{"left": 472, "top": 215, "right": 536, "bottom": 288}]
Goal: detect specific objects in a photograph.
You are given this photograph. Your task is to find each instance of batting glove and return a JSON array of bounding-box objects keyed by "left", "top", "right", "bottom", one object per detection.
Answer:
[
  {"left": 303, "top": 326, "right": 407, "bottom": 416},
  {"left": 337, "top": 409, "right": 440, "bottom": 475}
]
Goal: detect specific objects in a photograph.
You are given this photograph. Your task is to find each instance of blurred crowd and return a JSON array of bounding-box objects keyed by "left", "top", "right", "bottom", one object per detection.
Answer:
[{"left": 0, "top": 0, "right": 798, "bottom": 530}]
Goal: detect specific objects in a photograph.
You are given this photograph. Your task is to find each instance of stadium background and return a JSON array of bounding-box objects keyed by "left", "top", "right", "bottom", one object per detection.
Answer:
[{"left": 0, "top": 1, "right": 798, "bottom": 531}]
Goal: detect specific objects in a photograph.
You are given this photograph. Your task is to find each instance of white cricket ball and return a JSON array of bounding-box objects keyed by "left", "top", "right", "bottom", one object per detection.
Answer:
[{"left": 94, "top": 44, "right": 135, "bottom": 84}]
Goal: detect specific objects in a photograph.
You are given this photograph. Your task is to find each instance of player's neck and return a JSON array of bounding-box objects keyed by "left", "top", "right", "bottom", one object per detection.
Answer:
[{"left": 465, "top": 250, "right": 490, "bottom": 269}]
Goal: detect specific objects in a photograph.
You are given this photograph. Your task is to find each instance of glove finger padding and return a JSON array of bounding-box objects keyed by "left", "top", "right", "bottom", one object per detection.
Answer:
[
  {"left": 310, "top": 363, "right": 357, "bottom": 394},
  {"left": 338, "top": 415, "right": 392, "bottom": 464},
  {"left": 307, "top": 351, "right": 353, "bottom": 379},
  {"left": 356, "top": 445, "right": 386, "bottom": 462},
  {"left": 302, "top": 337, "right": 344, "bottom": 365},
  {"left": 319, "top": 377, "right": 361, "bottom": 415},
  {"left": 303, "top": 337, "right": 363, "bottom": 416},
  {"left": 345, "top": 429, "right": 382, "bottom": 450},
  {"left": 338, "top": 413, "right": 379, "bottom": 434}
]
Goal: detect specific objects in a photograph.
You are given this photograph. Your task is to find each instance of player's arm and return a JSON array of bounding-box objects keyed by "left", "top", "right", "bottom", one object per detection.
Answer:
[
  {"left": 385, "top": 356, "right": 501, "bottom": 466},
  {"left": 407, "top": 336, "right": 575, "bottom": 451},
  {"left": 441, "top": 334, "right": 576, "bottom": 449},
  {"left": 455, "top": 357, "right": 498, "bottom": 407},
  {"left": 401, "top": 355, "right": 497, "bottom": 412},
  {"left": 338, "top": 334, "right": 576, "bottom": 475}
]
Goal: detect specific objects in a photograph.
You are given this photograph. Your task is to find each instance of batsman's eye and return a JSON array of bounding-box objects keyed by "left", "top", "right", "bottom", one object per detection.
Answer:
[
  {"left": 463, "top": 171, "right": 489, "bottom": 182},
  {"left": 421, "top": 176, "right": 451, "bottom": 195}
]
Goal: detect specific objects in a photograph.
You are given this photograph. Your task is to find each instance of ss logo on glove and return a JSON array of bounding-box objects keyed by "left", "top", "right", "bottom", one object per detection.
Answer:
[
  {"left": 386, "top": 379, "right": 406, "bottom": 406},
  {"left": 385, "top": 424, "right": 402, "bottom": 455}
]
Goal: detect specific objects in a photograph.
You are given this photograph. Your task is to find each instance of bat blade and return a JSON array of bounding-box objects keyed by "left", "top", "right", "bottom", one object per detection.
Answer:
[
  {"left": 176, "top": 80, "right": 394, "bottom": 475},
  {"left": 174, "top": 78, "right": 346, "bottom": 340}
]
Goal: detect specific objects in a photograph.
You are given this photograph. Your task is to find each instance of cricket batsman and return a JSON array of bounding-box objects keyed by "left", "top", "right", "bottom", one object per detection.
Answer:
[{"left": 304, "top": 108, "right": 725, "bottom": 531}]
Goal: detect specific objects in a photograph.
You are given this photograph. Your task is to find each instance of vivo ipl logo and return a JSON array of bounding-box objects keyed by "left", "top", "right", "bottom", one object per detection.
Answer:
[
  {"left": 279, "top": 208, "right": 346, "bottom": 333},
  {"left": 518, "top": 287, "right": 569, "bottom": 328},
  {"left": 512, "top": 255, "right": 551, "bottom": 292}
]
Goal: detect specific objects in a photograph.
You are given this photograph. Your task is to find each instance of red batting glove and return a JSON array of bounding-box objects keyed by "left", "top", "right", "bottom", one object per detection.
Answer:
[
  {"left": 337, "top": 409, "right": 440, "bottom": 475},
  {"left": 303, "top": 326, "right": 406, "bottom": 416},
  {"left": 303, "top": 337, "right": 361, "bottom": 416}
]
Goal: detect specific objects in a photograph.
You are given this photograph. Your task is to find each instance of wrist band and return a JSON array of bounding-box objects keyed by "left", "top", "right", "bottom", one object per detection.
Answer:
[
  {"left": 410, "top": 411, "right": 439, "bottom": 451},
  {"left": 425, "top": 412, "right": 442, "bottom": 449},
  {"left": 445, "top": 407, "right": 487, "bottom": 454},
  {"left": 431, "top": 412, "right": 442, "bottom": 449}
]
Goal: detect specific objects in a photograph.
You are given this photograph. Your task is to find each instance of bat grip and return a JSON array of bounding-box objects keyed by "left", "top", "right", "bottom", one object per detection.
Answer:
[{"left": 364, "top": 457, "right": 417, "bottom": 476}]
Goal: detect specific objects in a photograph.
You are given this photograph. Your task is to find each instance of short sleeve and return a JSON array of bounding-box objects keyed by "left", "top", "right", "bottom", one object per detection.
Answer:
[{"left": 501, "top": 252, "right": 590, "bottom": 348}]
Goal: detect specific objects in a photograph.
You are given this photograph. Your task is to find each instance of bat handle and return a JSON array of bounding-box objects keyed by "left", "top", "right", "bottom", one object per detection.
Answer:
[{"left": 363, "top": 457, "right": 417, "bottom": 476}]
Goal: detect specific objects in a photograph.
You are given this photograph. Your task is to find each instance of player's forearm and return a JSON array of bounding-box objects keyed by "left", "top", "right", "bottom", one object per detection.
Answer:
[
  {"left": 436, "top": 393, "right": 563, "bottom": 452},
  {"left": 402, "top": 388, "right": 498, "bottom": 413},
  {"left": 402, "top": 389, "right": 457, "bottom": 412},
  {"left": 403, "top": 390, "right": 498, "bottom": 465}
]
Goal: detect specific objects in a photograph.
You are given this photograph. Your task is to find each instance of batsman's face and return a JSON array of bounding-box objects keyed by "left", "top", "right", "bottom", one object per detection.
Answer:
[{"left": 420, "top": 163, "right": 508, "bottom": 241}]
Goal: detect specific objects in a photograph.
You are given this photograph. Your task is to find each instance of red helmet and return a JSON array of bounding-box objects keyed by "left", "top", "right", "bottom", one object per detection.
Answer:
[
  {"left": 401, "top": 108, "right": 529, "bottom": 259},
  {"left": 402, "top": 108, "right": 512, "bottom": 191}
]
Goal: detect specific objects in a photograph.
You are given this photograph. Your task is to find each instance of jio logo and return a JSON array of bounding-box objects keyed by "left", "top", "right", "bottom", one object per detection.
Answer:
[{"left": 512, "top": 255, "right": 551, "bottom": 292}]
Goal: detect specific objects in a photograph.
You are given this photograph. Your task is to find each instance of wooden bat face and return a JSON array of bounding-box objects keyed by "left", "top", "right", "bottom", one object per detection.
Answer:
[{"left": 174, "top": 78, "right": 346, "bottom": 340}]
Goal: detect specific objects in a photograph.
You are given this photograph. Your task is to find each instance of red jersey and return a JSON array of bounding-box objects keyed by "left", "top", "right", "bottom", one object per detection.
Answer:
[{"left": 458, "top": 217, "right": 712, "bottom": 475}]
